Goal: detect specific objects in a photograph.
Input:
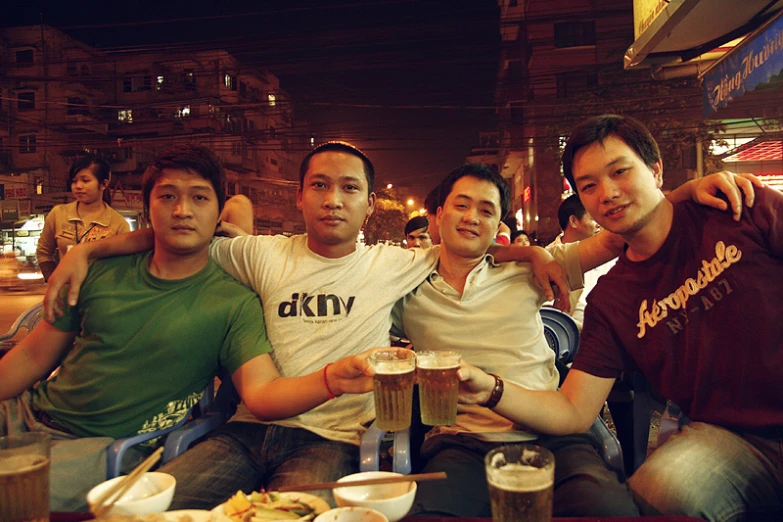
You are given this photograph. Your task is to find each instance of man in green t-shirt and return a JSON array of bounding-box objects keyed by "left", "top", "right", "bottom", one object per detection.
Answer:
[{"left": 0, "top": 145, "right": 380, "bottom": 511}]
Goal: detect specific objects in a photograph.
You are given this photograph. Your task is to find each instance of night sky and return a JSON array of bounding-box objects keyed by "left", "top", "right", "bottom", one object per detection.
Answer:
[{"left": 4, "top": 0, "right": 501, "bottom": 202}]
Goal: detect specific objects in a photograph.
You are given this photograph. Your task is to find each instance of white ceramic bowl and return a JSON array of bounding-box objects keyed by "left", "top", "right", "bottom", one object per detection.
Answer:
[
  {"left": 86, "top": 471, "right": 176, "bottom": 515},
  {"left": 314, "top": 507, "right": 388, "bottom": 522},
  {"left": 332, "top": 472, "right": 416, "bottom": 522}
]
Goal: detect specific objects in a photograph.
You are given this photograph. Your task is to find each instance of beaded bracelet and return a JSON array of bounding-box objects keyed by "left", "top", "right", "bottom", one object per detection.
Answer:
[
  {"left": 323, "top": 363, "right": 337, "bottom": 400},
  {"left": 484, "top": 373, "right": 504, "bottom": 409}
]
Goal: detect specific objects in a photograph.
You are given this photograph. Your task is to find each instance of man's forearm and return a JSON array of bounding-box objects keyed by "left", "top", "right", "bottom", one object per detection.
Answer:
[{"left": 81, "top": 228, "right": 155, "bottom": 260}]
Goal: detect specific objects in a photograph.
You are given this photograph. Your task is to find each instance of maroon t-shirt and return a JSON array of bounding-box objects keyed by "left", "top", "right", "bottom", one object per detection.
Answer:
[{"left": 573, "top": 186, "right": 783, "bottom": 430}]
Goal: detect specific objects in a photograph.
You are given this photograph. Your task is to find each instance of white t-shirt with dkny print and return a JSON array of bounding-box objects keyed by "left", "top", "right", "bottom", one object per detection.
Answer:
[{"left": 209, "top": 234, "right": 439, "bottom": 445}]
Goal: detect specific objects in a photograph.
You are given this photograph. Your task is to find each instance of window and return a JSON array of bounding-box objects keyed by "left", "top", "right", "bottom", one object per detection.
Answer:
[
  {"left": 18, "top": 92, "right": 35, "bottom": 111},
  {"left": 554, "top": 21, "right": 596, "bottom": 48},
  {"left": 123, "top": 77, "right": 133, "bottom": 93},
  {"left": 143, "top": 76, "right": 152, "bottom": 91},
  {"left": 556, "top": 71, "right": 597, "bottom": 98},
  {"left": 183, "top": 70, "right": 195, "bottom": 90},
  {"left": 16, "top": 50, "right": 33, "bottom": 65},
  {"left": 224, "top": 74, "right": 237, "bottom": 91},
  {"left": 174, "top": 105, "right": 191, "bottom": 118},
  {"left": 239, "top": 82, "right": 247, "bottom": 96},
  {"left": 510, "top": 102, "right": 524, "bottom": 125},
  {"left": 269, "top": 126, "right": 276, "bottom": 138},
  {"left": 35, "top": 177, "right": 44, "bottom": 195},
  {"left": 117, "top": 110, "right": 133, "bottom": 123},
  {"left": 80, "top": 64, "right": 90, "bottom": 76},
  {"left": 66, "top": 63, "right": 78, "bottom": 76},
  {"left": 231, "top": 142, "right": 241, "bottom": 156},
  {"left": 268, "top": 93, "right": 276, "bottom": 107},
  {"left": 19, "top": 135, "right": 36, "bottom": 154},
  {"left": 67, "top": 97, "right": 89, "bottom": 116},
  {"left": 156, "top": 75, "right": 165, "bottom": 91}
]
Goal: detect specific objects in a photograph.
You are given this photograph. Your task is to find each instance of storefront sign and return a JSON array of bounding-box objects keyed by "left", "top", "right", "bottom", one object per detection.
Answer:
[
  {"left": 702, "top": 11, "right": 783, "bottom": 114},
  {"left": 634, "top": 0, "right": 672, "bottom": 39},
  {"left": 1, "top": 200, "right": 19, "bottom": 221}
]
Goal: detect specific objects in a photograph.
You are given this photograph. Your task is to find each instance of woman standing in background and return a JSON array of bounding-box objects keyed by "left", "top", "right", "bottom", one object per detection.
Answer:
[{"left": 36, "top": 155, "right": 130, "bottom": 281}]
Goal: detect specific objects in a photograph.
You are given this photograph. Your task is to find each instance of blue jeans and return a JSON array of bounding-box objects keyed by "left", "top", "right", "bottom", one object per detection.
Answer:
[
  {"left": 628, "top": 422, "right": 783, "bottom": 522},
  {"left": 159, "top": 421, "right": 359, "bottom": 510},
  {"left": 409, "top": 432, "right": 638, "bottom": 517}
]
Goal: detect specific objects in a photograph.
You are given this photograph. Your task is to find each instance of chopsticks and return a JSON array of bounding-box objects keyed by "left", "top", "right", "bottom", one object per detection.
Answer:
[
  {"left": 90, "top": 447, "right": 164, "bottom": 518},
  {"left": 277, "top": 471, "right": 447, "bottom": 492}
]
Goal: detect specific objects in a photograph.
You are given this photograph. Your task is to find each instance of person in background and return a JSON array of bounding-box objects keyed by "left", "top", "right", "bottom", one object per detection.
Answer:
[
  {"left": 547, "top": 194, "right": 612, "bottom": 327},
  {"left": 404, "top": 215, "right": 432, "bottom": 249},
  {"left": 36, "top": 155, "right": 129, "bottom": 281},
  {"left": 457, "top": 114, "right": 780, "bottom": 522},
  {"left": 511, "top": 229, "right": 531, "bottom": 246}
]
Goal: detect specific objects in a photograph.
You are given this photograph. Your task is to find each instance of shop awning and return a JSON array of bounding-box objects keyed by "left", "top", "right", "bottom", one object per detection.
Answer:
[
  {"left": 700, "top": 10, "right": 783, "bottom": 114},
  {"left": 625, "top": 0, "right": 783, "bottom": 70}
]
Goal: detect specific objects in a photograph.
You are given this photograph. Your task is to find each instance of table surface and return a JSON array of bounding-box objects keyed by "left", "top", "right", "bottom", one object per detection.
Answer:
[{"left": 52, "top": 514, "right": 703, "bottom": 522}]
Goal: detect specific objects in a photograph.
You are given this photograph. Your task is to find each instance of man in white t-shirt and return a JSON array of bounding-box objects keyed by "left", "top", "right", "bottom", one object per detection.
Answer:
[
  {"left": 547, "top": 194, "right": 615, "bottom": 327},
  {"left": 43, "top": 143, "right": 572, "bottom": 509}
]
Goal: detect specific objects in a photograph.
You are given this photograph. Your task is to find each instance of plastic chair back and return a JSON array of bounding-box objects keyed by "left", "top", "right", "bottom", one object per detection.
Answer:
[
  {"left": 540, "top": 306, "right": 580, "bottom": 363},
  {"left": 0, "top": 302, "right": 44, "bottom": 351}
]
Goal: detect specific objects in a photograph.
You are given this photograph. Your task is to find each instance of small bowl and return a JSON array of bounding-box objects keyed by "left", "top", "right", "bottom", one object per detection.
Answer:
[
  {"left": 314, "top": 507, "right": 389, "bottom": 522},
  {"left": 86, "top": 471, "right": 176, "bottom": 515},
  {"left": 333, "top": 472, "right": 416, "bottom": 522}
]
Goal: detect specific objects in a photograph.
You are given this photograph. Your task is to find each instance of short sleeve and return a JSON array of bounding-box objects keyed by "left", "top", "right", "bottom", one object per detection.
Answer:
[{"left": 217, "top": 292, "right": 272, "bottom": 375}]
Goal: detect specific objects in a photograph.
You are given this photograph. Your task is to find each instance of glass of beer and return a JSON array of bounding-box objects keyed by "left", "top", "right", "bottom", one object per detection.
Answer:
[
  {"left": 369, "top": 349, "right": 416, "bottom": 432},
  {"left": 485, "top": 444, "right": 554, "bottom": 522},
  {"left": 416, "top": 351, "right": 461, "bottom": 425},
  {"left": 0, "top": 432, "right": 51, "bottom": 522}
]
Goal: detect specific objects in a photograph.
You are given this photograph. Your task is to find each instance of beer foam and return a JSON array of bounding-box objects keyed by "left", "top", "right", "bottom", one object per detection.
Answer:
[
  {"left": 374, "top": 362, "right": 414, "bottom": 374},
  {"left": 416, "top": 359, "right": 459, "bottom": 369},
  {"left": 0, "top": 454, "right": 47, "bottom": 475},
  {"left": 487, "top": 462, "right": 553, "bottom": 492}
]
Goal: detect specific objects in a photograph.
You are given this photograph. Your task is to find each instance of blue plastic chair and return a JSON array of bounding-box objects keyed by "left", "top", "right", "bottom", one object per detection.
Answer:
[
  {"left": 163, "top": 372, "right": 240, "bottom": 462},
  {"left": 0, "top": 302, "right": 43, "bottom": 352},
  {"left": 106, "top": 378, "right": 218, "bottom": 478}
]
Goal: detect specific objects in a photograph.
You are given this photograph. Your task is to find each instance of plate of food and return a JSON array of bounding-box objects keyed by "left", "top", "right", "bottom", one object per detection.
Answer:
[{"left": 212, "top": 490, "right": 331, "bottom": 521}]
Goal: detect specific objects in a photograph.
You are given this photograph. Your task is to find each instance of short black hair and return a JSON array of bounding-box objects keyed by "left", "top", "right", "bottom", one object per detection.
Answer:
[
  {"left": 557, "top": 194, "right": 587, "bottom": 230},
  {"left": 562, "top": 114, "right": 661, "bottom": 190},
  {"left": 142, "top": 144, "right": 226, "bottom": 218},
  {"left": 299, "top": 141, "right": 375, "bottom": 193},
  {"left": 404, "top": 215, "right": 429, "bottom": 236},
  {"left": 439, "top": 163, "right": 511, "bottom": 218}
]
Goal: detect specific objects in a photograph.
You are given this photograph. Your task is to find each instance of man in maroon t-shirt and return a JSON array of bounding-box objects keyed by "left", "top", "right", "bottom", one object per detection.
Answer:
[{"left": 455, "top": 115, "right": 782, "bottom": 522}]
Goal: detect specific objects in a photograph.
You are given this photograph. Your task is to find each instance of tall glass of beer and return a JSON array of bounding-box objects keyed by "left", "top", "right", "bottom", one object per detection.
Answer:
[
  {"left": 416, "top": 351, "right": 461, "bottom": 425},
  {"left": 369, "top": 349, "right": 416, "bottom": 432},
  {"left": 485, "top": 444, "right": 554, "bottom": 522},
  {"left": 0, "top": 432, "right": 51, "bottom": 522}
]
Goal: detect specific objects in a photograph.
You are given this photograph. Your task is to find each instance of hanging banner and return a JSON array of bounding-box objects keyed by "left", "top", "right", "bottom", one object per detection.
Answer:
[{"left": 702, "top": 11, "right": 783, "bottom": 115}]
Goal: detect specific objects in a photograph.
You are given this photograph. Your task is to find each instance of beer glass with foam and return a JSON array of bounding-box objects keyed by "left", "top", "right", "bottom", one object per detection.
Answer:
[
  {"left": 416, "top": 351, "right": 461, "bottom": 425},
  {"left": 0, "top": 432, "right": 51, "bottom": 522},
  {"left": 485, "top": 444, "right": 554, "bottom": 522},
  {"left": 369, "top": 349, "right": 416, "bottom": 431}
]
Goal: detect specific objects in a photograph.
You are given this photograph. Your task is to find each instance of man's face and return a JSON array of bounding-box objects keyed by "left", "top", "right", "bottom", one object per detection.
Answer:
[
  {"left": 572, "top": 135, "right": 664, "bottom": 239},
  {"left": 572, "top": 212, "right": 600, "bottom": 240},
  {"left": 513, "top": 233, "right": 530, "bottom": 246},
  {"left": 297, "top": 151, "right": 375, "bottom": 258},
  {"left": 437, "top": 176, "right": 501, "bottom": 260},
  {"left": 406, "top": 227, "right": 432, "bottom": 249},
  {"left": 149, "top": 168, "right": 220, "bottom": 256}
]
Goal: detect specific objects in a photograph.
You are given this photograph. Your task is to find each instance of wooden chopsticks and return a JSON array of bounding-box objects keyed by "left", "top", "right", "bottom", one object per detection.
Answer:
[
  {"left": 277, "top": 471, "right": 447, "bottom": 492},
  {"left": 90, "top": 447, "right": 164, "bottom": 518}
]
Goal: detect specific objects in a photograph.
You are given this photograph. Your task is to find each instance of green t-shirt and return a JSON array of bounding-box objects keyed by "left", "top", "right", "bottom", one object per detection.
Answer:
[{"left": 33, "top": 251, "right": 270, "bottom": 439}]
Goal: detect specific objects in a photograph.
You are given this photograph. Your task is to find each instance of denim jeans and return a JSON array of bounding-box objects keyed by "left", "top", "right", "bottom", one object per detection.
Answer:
[
  {"left": 628, "top": 422, "right": 783, "bottom": 522},
  {"left": 409, "top": 432, "right": 639, "bottom": 517},
  {"left": 160, "top": 421, "right": 359, "bottom": 510}
]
